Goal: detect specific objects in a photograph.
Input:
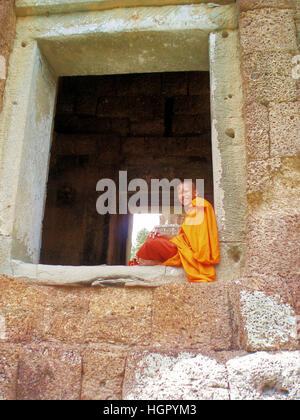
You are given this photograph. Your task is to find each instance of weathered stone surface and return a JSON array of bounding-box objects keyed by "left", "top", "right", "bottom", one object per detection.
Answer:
[
  {"left": 123, "top": 350, "right": 230, "bottom": 400},
  {"left": 246, "top": 155, "right": 300, "bottom": 209},
  {"left": 0, "top": 275, "right": 53, "bottom": 342},
  {"left": 84, "top": 287, "right": 153, "bottom": 345},
  {"left": 81, "top": 345, "right": 127, "bottom": 400},
  {"left": 123, "top": 349, "right": 300, "bottom": 400},
  {"left": 41, "top": 287, "right": 92, "bottom": 343},
  {"left": 242, "top": 52, "right": 297, "bottom": 103},
  {"left": 152, "top": 281, "right": 233, "bottom": 350},
  {"left": 230, "top": 277, "right": 298, "bottom": 351},
  {"left": 11, "top": 260, "right": 190, "bottom": 288},
  {"left": 244, "top": 102, "right": 270, "bottom": 161},
  {"left": 0, "top": 0, "right": 16, "bottom": 112},
  {"left": 246, "top": 208, "right": 300, "bottom": 279},
  {"left": 227, "top": 351, "right": 300, "bottom": 400},
  {"left": 209, "top": 29, "right": 248, "bottom": 248},
  {"left": 238, "top": 0, "right": 296, "bottom": 11},
  {"left": 16, "top": 0, "right": 236, "bottom": 17},
  {"left": 16, "top": 343, "right": 82, "bottom": 400},
  {"left": 0, "top": 343, "right": 19, "bottom": 400},
  {"left": 240, "top": 8, "right": 297, "bottom": 53},
  {"left": 246, "top": 157, "right": 281, "bottom": 194},
  {"left": 269, "top": 101, "right": 300, "bottom": 157},
  {"left": 215, "top": 241, "right": 247, "bottom": 282}
]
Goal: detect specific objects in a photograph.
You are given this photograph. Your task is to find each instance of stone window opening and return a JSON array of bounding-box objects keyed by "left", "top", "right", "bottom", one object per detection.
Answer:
[
  {"left": 0, "top": 2, "right": 247, "bottom": 286},
  {"left": 39, "top": 71, "right": 213, "bottom": 267}
]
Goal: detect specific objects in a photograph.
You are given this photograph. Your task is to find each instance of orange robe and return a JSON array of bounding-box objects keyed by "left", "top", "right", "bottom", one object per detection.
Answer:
[
  {"left": 160, "top": 197, "right": 220, "bottom": 282},
  {"left": 136, "top": 235, "right": 178, "bottom": 261},
  {"left": 129, "top": 197, "right": 220, "bottom": 283}
]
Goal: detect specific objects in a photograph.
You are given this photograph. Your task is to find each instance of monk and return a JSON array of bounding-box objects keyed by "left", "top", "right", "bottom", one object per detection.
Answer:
[{"left": 129, "top": 181, "right": 221, "bottom": 283}]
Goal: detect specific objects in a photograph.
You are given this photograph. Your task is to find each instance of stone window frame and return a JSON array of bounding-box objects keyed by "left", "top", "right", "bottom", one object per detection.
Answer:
[{"left": 0, "top": 1, "right": 247, "bottom": 286}]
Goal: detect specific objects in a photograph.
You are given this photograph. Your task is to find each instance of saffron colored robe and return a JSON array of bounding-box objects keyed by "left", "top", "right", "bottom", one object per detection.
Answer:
[
  {"left": 130, "top": 197, "right": 221, "bottom": 283},
  {"left": 160, "top": 197, "right": 220, "bottom": 282}
]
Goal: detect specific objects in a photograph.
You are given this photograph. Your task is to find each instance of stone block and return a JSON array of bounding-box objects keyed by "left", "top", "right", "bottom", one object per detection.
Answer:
[
  {"left": 0, "top": 276, "right": 53, "bottom": 342},
  {"left": 123, "top": 349, "right": 230, "bottom": 400},
  {"left": 173, "top": 95, "right": 210, "bottom": 115},
  {"left": 121, "top": 137, "right": 145, "bottom": 156},
  {"left": 244, "top": 102, "right": 270, "bottom": 160},
  {"left": 75, "top": 95, "right": 98, "bottom": 116},
  {"left": 75, "top": 75, "right": 117, "bottom": 96},
  {"left": 53, "top": 133, "right": 104, "bottom": 156},
  {"left": 172, "top": 115, "right": 210, "bottom": 136},
  {"left": 130, "top": 118, "right": 164, "bottom": 136},
  {"left": 246, "top": 158, "right": 279, "bottom": 194},
  {"left": 184, "top": 135, "right": 212, "bottom": 156},
  {"left": 229, "top": 276, "right": 298, "bottom": 351},
  {"left": 55, "top": 114, "right": 112, "bottom": 134},
  {"left": 246, "top": 207, "right": 300, "bottom": 279},
  {"left": 55, "top": 93, "right": 75, "bottom": 115},
  {"left": 152, "top": 282, "right": 233, "bottom": 350},
  {"left": 238, "top": 0, "right": 296, "bottom": 12},
  {"left": 227, "top": 351, "right": 300, "bottom": 400},
  {"left": 115, "top": 73, "right": 161, "bottom": 96},
  {"left": 97, "top": 96, "right": 164, "bottom": 120},
  {"left": 269, "top": 101, "right": 300, "bottom": 157},
  {"left": 215, "top": 241, "right": 247, "bottom": 282},
  {"left": 242, "top": 51, "right": 297, "bottom": 103},
  {"left": 0, "top": 343, "right": 19, "bottom": 400},
  {"left": 188, "top": 71, "right": 210, "bottom": 95},
  {"left": 81, "top": 345, "right": 127, "bottom": 400},
  {"left": 41, "top": 287, "right": 92, "bottom": 343},
  {"left": 161, "top": 72, "right": 188, "bottom": 96},
  {"left": 123, "top": 348, "right": 300, "bottom": 400},
  {"left": 240, "top": 8, "right": 297, "bottom": 53},
  {"left": 16, "top": 343, "right": 82, "bottom": 400},
  {"left": 84, "top": 287, "right": 153, "bottom": 345},
  {"left": 110, "top": 118, "right": 129, "bottom": 136},
  {"left": 143, "top": 136, "right": 202, "bottom": 157}
]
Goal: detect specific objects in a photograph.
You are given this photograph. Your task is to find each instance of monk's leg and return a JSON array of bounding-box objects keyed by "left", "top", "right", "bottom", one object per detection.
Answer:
[{"left": 136, "top": 235, "right": 178, "bottom": 264}]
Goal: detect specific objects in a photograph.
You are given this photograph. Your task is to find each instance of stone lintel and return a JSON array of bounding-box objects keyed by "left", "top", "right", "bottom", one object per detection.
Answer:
[{"left": 15, "top": 0, "right": 236, "bottom": 17}]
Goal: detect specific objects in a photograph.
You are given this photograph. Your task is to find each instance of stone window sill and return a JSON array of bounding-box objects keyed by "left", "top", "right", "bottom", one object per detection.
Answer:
[{"left": 8, "top": 259, "right": 187, "bottom": 287}]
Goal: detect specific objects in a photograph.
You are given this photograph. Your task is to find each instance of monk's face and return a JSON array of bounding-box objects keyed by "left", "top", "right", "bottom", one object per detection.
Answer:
[{"left": 177, "top": 182, "right": 196, "bottom": 207}]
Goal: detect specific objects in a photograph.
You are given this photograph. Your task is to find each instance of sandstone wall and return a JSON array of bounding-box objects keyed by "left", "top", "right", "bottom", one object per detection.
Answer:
[
  {"left": 0, "top": 274, "right": 298, "bottom": 400},
  {"left": 0, "top": 0, "right": 16, "bottom": 112},
  {"left": 0, "top": 0, "right": 299, "bottom": 400},
  {"left": 237, "top": 0, "right": 300, "bottom": 324}
]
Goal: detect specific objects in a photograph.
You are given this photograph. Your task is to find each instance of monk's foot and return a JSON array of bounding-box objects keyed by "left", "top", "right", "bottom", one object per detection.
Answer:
[{"left": 137, "top": 258, "right": 159, "bottom": 266}]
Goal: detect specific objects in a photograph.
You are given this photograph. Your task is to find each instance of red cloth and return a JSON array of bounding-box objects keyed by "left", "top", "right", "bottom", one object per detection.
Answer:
[{"left": 128, "top": 233, "right": 178, "bottom": 265}]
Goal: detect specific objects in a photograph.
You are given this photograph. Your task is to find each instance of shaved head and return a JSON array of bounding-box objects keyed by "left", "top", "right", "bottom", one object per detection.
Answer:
[{"left": 177, "top": 180, "right": 197, "bottom": 207}]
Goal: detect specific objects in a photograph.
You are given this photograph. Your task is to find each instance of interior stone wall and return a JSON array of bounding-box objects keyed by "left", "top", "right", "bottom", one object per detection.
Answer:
[{"left": 40, "top": 72, "right": 212, "bottom": 266}]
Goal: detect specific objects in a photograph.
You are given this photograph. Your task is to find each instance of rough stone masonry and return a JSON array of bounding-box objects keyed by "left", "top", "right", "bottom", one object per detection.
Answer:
[{"left": 0, "top": 0, "right": 299, "bottom": 400}]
